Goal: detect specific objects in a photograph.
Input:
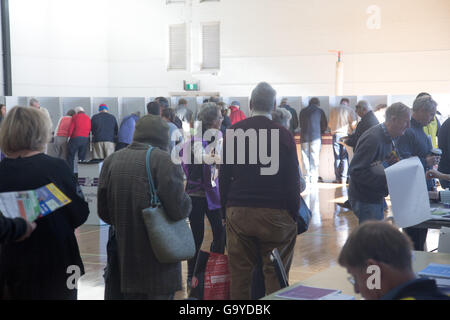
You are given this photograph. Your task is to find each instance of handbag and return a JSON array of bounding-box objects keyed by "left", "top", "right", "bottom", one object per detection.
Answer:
[
  {"left": 297, "top": 196, "right": 312, "bottom": 235},
  {"left": 142, "top": 146, "right": 196, "bottom": 264}
]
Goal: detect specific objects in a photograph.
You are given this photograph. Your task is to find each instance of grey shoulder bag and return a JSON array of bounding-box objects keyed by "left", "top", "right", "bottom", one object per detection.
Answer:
[{"left": 142, "top": 146, "right": 195, "bottom": 263}]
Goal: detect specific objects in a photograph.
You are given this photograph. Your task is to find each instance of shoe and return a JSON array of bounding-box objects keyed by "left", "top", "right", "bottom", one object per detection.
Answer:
[
  {"left": 332, "top": 180, "right": 342, "bottom": 184},
  {"left": 338, "top": 200, "right": 352, "bottom": 210},
  {"left": 318, "top": 177, "right": 324, "bottom": 183}
]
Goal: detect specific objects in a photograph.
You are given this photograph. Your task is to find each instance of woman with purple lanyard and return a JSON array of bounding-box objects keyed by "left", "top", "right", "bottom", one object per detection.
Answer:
[{"left": 181, "top": 103, "right": 225, "bottom": 292}]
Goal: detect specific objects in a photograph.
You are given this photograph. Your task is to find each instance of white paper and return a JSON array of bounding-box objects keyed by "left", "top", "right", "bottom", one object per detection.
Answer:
[{"left": 385, "top": 157, "right": 431, "bottom": 228}]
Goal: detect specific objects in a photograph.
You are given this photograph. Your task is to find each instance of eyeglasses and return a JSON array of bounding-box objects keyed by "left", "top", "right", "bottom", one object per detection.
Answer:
[{"left": 347, "top": 276, "right": 356, "bottom": 286}]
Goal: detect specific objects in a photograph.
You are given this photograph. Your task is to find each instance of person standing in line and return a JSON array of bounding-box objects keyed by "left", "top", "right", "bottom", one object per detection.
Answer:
[
  {"left": 220, "top": 82, "right": 300, "bottom": 299},
  {"left": 98, "top": 115, "right": 191, "bottom": 300},
  {"left": 181, "top": 104, "right": 225, "bottom": 293},
  {"left": 29, "top": 98, "right": 53, "bottom": 130},
  {"left": 0, "top": 106, "right": 89, "bottom": 300},
  {"left": 346, "top": 101, "right": 379, "bottom": 150},
  {"left": 397, "top": 95, "right": 439, "bottom": 251},
  {"left": 91, "top": 104, "right": 118, "bottom": 160},
  {"left": 116, "top": 112, "right": 140, "bottom": 151},
  {"left": 161, "top": 108, "right": 182, "bottom": 154},
  {"left": 147, "top": 101, "right": 161, "bottom": 116},
  {"left": 299, "top": 97, "right": 328, "bottom": 183},
  {"left": 67, "top": 107, "right": 91, "bottom": 173},
  {"left": 217, "top": 102, "right": 232, "bottom": 137},
  {"left": 50, "top": 109, "right": 76, "bottom": 160},
  {"left": 175, "top": 98, "right": 194, "bottom": 133},
  {"left": 229, "top": 101, "right": 247, "bottom": 125},
  {"left": 328, "top": 98, "right": 357, "bottom": 184},
  {"left": 279, "top": 98, "right": 299, "bottom": 136}
]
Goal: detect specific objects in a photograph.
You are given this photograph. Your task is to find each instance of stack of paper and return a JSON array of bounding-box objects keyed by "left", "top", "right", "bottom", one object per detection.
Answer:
[
  {"left": 418, "top": 263, "right": 450, "bottom": 294},
  {"left": 275, "top": 285, "right": 353, "bottom": 300},
  {"left": 385, "top": 157, "right": 431, "bottom": 228}
]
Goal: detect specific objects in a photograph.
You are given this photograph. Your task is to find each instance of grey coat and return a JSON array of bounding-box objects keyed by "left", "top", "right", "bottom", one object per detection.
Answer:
[{"left": 98, "top": 142, "right": 192, "bottom": 295}]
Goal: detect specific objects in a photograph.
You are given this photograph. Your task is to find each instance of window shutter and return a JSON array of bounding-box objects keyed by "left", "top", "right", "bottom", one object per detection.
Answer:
[
  {"left": 169, "top": 24, "right": 187, "bottom": 70},
  {"left": 202, "top": 22, "right": 220, "bottom": 70}
]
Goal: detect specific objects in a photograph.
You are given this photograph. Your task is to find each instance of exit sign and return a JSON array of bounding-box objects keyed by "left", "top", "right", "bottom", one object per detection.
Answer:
[{"left": 184, "top": 81, "right": 200, "bottom": 91}]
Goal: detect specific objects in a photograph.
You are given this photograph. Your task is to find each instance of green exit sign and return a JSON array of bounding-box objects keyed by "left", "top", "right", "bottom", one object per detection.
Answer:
[{"left": 184, "top": 81, "right": 200, "bottom": 91}]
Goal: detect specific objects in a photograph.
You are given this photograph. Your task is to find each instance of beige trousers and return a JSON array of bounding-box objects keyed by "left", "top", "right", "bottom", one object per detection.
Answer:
[
  {"left": 226, "top": 207, "right": 297, "bottom": 300},
  {"left": 92, "top": 142, "right": 115, "bottom": 160}
]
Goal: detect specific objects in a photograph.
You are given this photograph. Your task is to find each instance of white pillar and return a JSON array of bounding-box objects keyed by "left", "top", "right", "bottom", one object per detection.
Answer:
[{"left": 336, "top": 61, "right": 344, "bottom": 96}]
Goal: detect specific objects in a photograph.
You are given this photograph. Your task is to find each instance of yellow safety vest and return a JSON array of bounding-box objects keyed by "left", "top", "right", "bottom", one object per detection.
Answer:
[{"left": 423, "top": 117, "right": 439, "bottom": 149}]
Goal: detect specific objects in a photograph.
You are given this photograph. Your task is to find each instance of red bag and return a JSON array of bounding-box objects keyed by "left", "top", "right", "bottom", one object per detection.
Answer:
[{"left": 190, "top": 251, "right": 231, "bottom": 300}]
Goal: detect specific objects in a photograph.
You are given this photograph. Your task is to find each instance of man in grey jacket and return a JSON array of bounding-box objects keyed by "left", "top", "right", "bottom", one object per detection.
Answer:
[{"left": 98, "top": 115, "right": 192, "bottom": 300}]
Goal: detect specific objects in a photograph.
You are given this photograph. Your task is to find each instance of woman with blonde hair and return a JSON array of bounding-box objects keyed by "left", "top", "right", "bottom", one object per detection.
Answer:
[{"left": 0, "top": 106, "right": 89, "bottom": 300}]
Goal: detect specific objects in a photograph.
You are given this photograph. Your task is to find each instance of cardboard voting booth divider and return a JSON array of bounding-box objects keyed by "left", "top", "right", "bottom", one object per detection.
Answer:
[{"left": 78, "top": 162, "right": 106, "bottom": 226}]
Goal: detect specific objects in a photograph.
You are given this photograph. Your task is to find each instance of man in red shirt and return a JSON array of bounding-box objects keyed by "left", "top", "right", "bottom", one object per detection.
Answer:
[
  {"left": 229, "top": 101, "right": 247, "bottom": 125},
  {"left": 67, "top": 107, "right": 91, "bottom": 173}
]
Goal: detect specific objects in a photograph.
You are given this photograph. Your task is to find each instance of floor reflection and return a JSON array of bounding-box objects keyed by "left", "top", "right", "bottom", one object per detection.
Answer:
[{"left": 75, "top": 183, "right": 441, "bottom": 299}]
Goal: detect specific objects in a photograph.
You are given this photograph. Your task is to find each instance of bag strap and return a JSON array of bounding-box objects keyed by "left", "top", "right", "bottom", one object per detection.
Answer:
[{"left": 145, "top": 146, "right": 161, "bottom": 207}]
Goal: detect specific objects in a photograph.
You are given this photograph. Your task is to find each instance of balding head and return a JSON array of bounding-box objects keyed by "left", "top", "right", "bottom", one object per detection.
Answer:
[
  {"left": 250, "top": 82, "right": 277, "bottom": 113},
  {"left": 355, "top": 100, "right": 372, "bottom": 117}
]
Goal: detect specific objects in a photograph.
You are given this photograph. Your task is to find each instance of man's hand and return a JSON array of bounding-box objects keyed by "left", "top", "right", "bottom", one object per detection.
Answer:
[
  {"left": 426, "top": 155, "right": 440, "bottom": 167},
  {"left": 16, "top": 220, "right": 37, "bottom": 242}
]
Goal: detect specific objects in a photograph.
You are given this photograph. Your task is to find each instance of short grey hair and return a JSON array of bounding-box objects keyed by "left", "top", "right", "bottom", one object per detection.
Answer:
[
  {"left": 197, "top": 104, "right": 220, "bottom": 130},
  {"left": 250, "top": 82, "right": 277, "bottom": 113},
  {"left": 29, "top": 98, "right": 39, "bottom": 106},
  {"left": 412, "top": 96, "right": 437, "bottom": 114},
  {"left": 385, "top": 102, "right": 411, "bottom": 122},
  {"left": 355, "top": 100, "right": 372, "bottom": 112},
  {"left": 272, "top": 108, "right": 292, "bottom": 129}
]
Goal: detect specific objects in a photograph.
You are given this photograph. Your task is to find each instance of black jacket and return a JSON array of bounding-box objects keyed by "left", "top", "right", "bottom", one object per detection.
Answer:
[
  {"left": 381, "top": 278, "right": 450, "bottom": 300},
  {"left": 349, "top": 124, "right": 394, "bottom": 204},
  {"left": 346, "top": 111, "right": 379, "bottom": 148},
  {"left": 0, "top": 154, "right": 89, "bottom": 299},
  {"left": 438, "top": 118, "right": 450, "bottom": 174},
  {"left": 299, "top": 105, "right": 328, "bottom": 143}
]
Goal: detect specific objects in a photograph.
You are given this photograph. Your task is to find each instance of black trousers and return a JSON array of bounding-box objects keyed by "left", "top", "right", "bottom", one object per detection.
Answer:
[
  {"left": 187, "top": 196, "right": 226, "bottom": 280},
  {"left": 67, "top": 137, "right": 89, "bottom": 173},
  {"left": 404, "top": 227, "right": 428, "bottom": 251}
]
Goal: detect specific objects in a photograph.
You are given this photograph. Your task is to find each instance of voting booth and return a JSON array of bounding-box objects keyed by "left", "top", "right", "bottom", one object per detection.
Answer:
[{"left": 78, "top": 162, "right": 106, "bottom": 226}]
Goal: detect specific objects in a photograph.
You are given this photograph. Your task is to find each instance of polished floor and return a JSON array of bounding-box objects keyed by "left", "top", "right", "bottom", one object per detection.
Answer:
[{"left": 75, "top": 182, "right": 441, "bottom": 300}]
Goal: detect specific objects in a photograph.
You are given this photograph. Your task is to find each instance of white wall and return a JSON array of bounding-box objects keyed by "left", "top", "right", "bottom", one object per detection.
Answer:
[
  {"left": 10, "top": 0, "right": 109, "bottom": 96},
  {"left": 9, "top": 0, "right": 450, "bottom": 98}
]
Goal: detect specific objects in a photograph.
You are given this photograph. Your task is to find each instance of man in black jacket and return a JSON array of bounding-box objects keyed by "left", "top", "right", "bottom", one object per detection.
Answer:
[
  {"left": 348, "top": 103, "right": 411, "bottom": 224},
  {"left": 299, "top": 98, "right": 328, "bottom": 183},
  {"left": 346, "top": 100, "right": 379, "bottom": 149},
  {"left": 438, "top": 117, "right": 450, "bottom": 189}
]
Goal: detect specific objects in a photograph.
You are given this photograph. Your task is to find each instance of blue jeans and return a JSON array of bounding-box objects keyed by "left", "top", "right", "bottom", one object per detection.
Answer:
[
  {"left": 333, "top": 133, "right": 349, "bottom": 181},
  {"left": 350, "top": 199, "right": 384, "bottom": 224}
]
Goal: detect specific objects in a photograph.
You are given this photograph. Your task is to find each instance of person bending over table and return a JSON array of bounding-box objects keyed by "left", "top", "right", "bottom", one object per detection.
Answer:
[{"left": 338, "top": 221, "right": 450, "bottom": 300}]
